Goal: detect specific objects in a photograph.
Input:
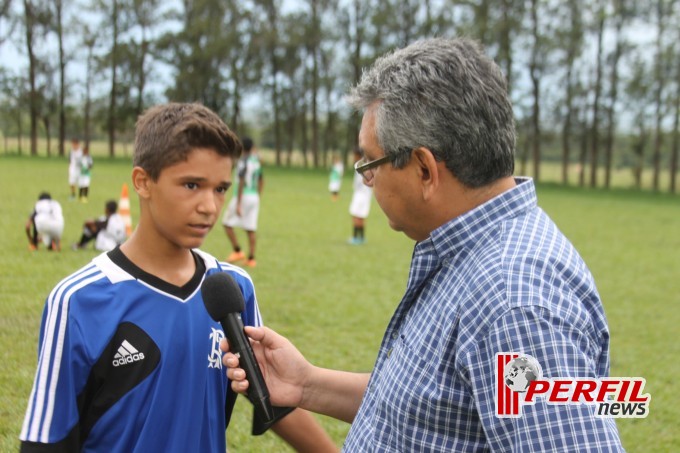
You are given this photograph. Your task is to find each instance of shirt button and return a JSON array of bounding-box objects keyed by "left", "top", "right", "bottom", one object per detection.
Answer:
[{"left": 387, "top": 348, "right": 393, "bottom": 358}]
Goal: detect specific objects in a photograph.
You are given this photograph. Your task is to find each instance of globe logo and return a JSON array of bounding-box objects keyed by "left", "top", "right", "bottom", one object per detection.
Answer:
[{"left": 504, "top": 355, "right": 542, "bottom": 393}]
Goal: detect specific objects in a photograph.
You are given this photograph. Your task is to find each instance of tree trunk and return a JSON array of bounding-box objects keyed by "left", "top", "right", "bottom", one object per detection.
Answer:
[
  {"left": 311, "top": 51, "right": 319, "bottom": 168},
  {"left": 272, "top": 65, "right": 282, "bottom": 166},
  {"left": 589, "top": 8, "right": 605, "bottom": 188},
  {"left": 230, "top": 62, "right": 241, "bottom": 133},
  {"left": 310, "top": 0, "right": 320, "bottom": 168},
  {"left": 347, "top": 0, "right": 364, "bottom": 158},
  {"left": 529, "top": 0, "right": 541, "bottom": 182},
  {"left": 262, "top": 0, "right": 282, "bottom": 166},
  {"left": 56, "top": 0, "right": 66, "bottom": 157},
  {"left": 286, "top": 114, "right": 295, "bottom": 167},
  {"left": 670, "top": 39, "right": 680, "bottom": 193},
  {"left": 84, "top": 38, "right": 95, "bottom": 149},
  {"left": 652, "top": 0, "right": 666, "bottom": 191},
  {"left": 136, "top": 36, "right": 148, "bottom": 118},
  {"left": 300, "top": 109, "right": 309, "bottom": 168},
  {"left": 578, "top": 112, "right": 588, "bottom": 187},
  {"left": 108, "top": 0, "right": 119, "bottom": 158},
  {"left": 42, "top": 116, "right": 51, "bottom": 157},
  {"left": 17, "top": 114, "right": 23, "bottom": 155},
  {"left": 23, "top": 0, "right": 38, "bottom": 156},
  {"left": 670, "top": 96, "right": 679, "bottom": 193},
  {"left": 562, "top": 82, "right": 573, "bottom": 185},
  {"left": 498, "top": 0, "right": 515, "bottom": 90},
  {"left": 604, "top": 4, "right": 623, "bottom": 189},
  {"left": 475, "top": 0, "right": 490, "bottom": 45},
  {"left": 632, "top": 123, "right": 646, "bottom": 189},
  {"left": 561, "top": 0, "right": 583, "bottom": 185}
]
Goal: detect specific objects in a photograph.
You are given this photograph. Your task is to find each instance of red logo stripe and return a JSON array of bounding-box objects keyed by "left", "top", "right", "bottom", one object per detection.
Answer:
[{"left": 497, "top": 353, "right": 520, "bottom": 416}]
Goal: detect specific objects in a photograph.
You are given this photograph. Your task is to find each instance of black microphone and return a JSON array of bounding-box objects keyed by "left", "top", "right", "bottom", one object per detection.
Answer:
[{"left": 201, "top": 272, "right": 293, "bottom": 435}]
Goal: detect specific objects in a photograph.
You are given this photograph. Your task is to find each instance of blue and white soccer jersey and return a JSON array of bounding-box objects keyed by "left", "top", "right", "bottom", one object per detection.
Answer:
[{"left": 20, "top": 248, "right": 262, "bottom": 452}]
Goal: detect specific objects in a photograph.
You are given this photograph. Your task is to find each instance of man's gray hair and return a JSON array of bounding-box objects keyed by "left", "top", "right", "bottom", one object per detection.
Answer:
[{"left": 347, "top": 37, "right": 515, "bottom": 188}]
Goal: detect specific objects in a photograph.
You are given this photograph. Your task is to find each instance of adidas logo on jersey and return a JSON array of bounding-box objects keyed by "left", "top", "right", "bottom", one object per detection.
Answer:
[{"left": 112, "top": 339, "right": 145, "bottom": 367}]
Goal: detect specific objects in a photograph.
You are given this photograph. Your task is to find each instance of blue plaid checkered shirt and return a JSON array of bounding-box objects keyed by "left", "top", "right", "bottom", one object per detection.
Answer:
[{"left": 343, "top": 178, "right": 624, "bottom": 452}]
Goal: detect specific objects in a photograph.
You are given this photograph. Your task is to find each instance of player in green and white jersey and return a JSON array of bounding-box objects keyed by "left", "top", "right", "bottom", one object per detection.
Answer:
[{"left": 222, "top": 137, "right": 263, "bottom": 267}]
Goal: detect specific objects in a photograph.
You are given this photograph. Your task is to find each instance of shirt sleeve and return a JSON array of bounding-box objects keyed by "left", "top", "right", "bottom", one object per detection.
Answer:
[
  {"left": 463, "top": 305, "right": 624, "bottom": 452},
  {"left": 20, "top": 293, "right": 89, "bottom": 448},
  {"left": 233, "top": 272, "right": 263, "bottom": 328}
]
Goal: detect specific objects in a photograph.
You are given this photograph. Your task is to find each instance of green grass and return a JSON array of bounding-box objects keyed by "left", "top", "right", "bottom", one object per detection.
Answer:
[{"left": 1, "top": 155, "right": 678, "bottom": 451}]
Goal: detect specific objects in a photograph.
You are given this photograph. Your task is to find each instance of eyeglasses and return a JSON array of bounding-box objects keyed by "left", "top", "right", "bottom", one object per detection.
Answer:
[{"left": 354, "top": 154, "right": 393, "bottom": 184}]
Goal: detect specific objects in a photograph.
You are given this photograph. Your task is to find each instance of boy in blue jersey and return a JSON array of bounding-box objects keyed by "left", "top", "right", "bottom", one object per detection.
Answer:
[{"left": 20, "top": 103, "right": 336, "bottom": 452}]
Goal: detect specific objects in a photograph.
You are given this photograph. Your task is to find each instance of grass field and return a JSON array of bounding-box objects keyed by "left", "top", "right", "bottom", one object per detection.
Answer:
[{"left": 1, "top": 154, "right": 678, "bottom": 452}]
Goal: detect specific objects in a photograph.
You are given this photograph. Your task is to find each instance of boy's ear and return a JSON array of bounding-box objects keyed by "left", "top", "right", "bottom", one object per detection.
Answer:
[{"left": 131, "top": 166, "right": 152, "bottom": 199}]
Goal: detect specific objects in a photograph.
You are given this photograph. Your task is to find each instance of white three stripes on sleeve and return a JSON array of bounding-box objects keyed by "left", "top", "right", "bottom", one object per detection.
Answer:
[{"left": 21, "top": 265, "right": 103, "bottom": 443}]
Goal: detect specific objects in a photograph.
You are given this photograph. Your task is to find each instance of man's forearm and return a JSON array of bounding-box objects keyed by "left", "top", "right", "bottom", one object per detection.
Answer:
[
  {"left": 302, "top": 368, "right": 370, "bottom": 424},
  {"left": 271, "top": 408, "right": 338, "bottom": 452}
]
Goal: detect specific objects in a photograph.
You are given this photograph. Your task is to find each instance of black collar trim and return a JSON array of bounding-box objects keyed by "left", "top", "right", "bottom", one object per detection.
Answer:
[{"left": 107, "top": 246, "right": 205, "bottom": 300}]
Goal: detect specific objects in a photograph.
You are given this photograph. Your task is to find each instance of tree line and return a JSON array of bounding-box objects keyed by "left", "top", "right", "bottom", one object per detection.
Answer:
[{"left": 1, "top": 0, "right": 679, "bottom": 193}]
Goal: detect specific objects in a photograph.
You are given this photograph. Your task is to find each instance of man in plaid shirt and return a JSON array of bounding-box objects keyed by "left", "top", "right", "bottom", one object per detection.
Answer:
[{"left": 223, "top": 37, "right": 624, "bottom": 452}]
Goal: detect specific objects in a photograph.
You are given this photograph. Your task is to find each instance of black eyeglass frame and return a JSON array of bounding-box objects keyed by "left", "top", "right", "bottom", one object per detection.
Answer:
[{"left": 354, "top": 154, "right": 393, "bottom": 176}]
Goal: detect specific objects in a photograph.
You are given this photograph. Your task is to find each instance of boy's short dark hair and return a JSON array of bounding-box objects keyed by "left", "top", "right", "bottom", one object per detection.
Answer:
[
  {"left": 105, "top": 200, "right": 118, "bottom": 214},
  {"left": 133, "top": 103, "right": 242, "bottom": 180},
  {"left": 242, "top": 137, "right": 254, "bottom": 152}
]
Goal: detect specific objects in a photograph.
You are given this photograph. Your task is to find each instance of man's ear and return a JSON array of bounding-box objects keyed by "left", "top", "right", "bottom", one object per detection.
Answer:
[
  {"left": 413, "top": 147, "right": 440, "bottom": 200},
  {"left": 131, "top": 166, "right": 152, "bottom": 199}
]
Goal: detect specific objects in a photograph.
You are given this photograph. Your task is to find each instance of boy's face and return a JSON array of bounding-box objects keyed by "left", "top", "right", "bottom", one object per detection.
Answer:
[{"left": 139, "top": 147, "right": 233, "bottom": 251}]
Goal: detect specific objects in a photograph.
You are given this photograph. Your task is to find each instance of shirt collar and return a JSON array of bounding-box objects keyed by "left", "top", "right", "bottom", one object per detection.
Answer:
[{"left": 415, "top": 177, "right": 537, "bottom": 262}]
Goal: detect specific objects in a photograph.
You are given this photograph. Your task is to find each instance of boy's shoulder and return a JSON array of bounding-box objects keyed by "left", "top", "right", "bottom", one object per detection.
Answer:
[
  {"left": 194, "top": 249, "right": 255, "bottom": 289},
  {"left": 46, "top": 256, "right": 112, "bottom": 309}
]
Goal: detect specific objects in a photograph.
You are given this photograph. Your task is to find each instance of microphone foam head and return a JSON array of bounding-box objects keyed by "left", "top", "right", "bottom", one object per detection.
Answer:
[{"left": 201, "top": 272, "right": 245, "bottom": 321}]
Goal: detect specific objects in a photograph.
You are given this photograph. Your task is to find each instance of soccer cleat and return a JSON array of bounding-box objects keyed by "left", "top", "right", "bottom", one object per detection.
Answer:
[
  {"left": 245, "top": 259, "right": 257, "bottom": 268},
  {"left": 226, "top": 251, "right": 246, "bottom": 263},
  {"left": 347, "top": 237, "right": 365, "bottom": 246},
  {"left": 28, "top": 244, "right": 37, "bottom": 251}
]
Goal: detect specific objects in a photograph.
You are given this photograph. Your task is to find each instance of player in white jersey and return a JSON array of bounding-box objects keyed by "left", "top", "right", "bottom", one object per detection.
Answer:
[
  {"left": 25, "top": 192, "right": 64, "bottom": 251},
  {"left": 72, "top": 200, "right": 127, "bottom": 251},
  {"left": 77, "top": 146, "right": 94, "bottom": 203},
  {"left": 328, "top": 154, "right": 344, "bottom": 201},
  {"left": 348, "top": 148, "right": 372, "bottom": 245},
  {"left": 68, "top": 138, "right": 83, "bottom": 200},
  {"left": 20, "top": 103, "right": 336, "bottom": 452}
]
